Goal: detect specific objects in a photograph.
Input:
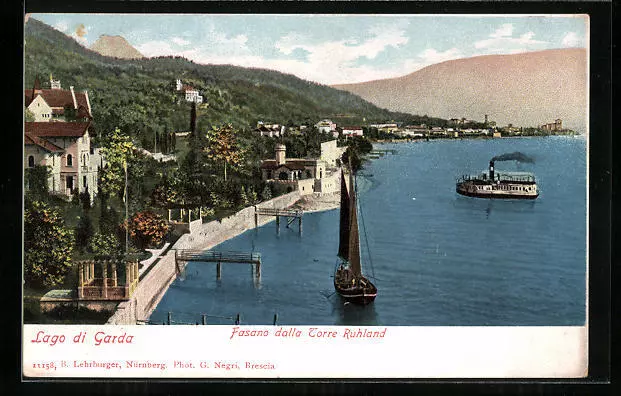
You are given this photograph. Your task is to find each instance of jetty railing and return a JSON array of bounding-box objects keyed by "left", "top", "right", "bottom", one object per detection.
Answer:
[
  {"left": 255, "top": 207, "right": 303, "bottom": 233},
  {"left": 137, "top": 311, "right": 280, "bottom": 326},
  {"left": 175, "top": 249, "right": 262, "bottom": 279}
]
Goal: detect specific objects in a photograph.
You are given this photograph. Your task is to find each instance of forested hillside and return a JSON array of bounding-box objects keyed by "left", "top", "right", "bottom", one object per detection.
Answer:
[{"left": 24, "top": 18, "right": 423, "bottom": 147}]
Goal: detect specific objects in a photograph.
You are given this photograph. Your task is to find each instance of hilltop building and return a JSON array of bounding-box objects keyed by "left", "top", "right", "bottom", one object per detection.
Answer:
[
  {"left": 25, "top": 76, "right": 92, "bottom": 122},
  {"left": 175, "top": 79, "right": 203, "bottom": 104}
]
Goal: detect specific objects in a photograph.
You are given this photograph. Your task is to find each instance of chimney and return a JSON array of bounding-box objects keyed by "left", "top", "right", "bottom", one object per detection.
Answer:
[
  {"left": 70, "top": 86, "right": 78, "bottom": 109},
  {"left": 84, "top": 90, "right": 92, "bottom": 116},
  {"left": 489, "top": 160, "right": 495, "bottom": 181},
  {"left": 275, "top": 144, "right": 286, "bottom": 166}
]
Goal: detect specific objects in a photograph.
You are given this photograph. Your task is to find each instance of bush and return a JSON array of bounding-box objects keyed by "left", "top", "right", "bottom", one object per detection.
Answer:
[
  {"left": 89, "top": 232, "right": 121, "bottom": 257},
  {"left": 127, "top": 211, "right": 170, "bottom": 249},
  {"left": 24, "top": 199, "right": 74, "bottom": 289}
]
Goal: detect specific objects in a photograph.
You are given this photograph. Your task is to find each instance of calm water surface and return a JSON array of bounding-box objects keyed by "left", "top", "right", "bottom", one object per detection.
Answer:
[{"left": 152, "top": 136, "right": 587, "bottom": 326}]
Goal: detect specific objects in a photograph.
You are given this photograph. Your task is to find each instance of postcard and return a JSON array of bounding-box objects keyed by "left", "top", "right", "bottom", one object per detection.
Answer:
[{"left": 22, "top": 10, "right": 600, "bottom": 380}]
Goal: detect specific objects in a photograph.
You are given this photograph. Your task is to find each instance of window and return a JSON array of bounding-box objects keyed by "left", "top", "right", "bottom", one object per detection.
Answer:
[
  {"left": 28, "top": 155, "right": 34, "bottom": 168},
  {"left": 66, "top": 176, "right": 73, "bottom": 190},
  {"left": 83, "top": 176, "right": 87, "bottom": 189},
  {"left": 279, "top": 172, "right": 288, "bottom": 180},
  {"left": 66, "top": 154, "right": 73, "bottom": 167}
]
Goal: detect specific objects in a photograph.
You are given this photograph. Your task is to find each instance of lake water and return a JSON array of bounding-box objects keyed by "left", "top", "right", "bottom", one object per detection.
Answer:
[{"left": 151, "top": 136, "right": 587, "bottom": 326}]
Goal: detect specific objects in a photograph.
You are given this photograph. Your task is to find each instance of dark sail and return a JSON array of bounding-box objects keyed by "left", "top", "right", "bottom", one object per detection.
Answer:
[
  {"left": 337, "top": 171, "right": 350, "bottom": 261},
  {"left": 348, "top": 172, "right": 362, "bottom": 276}
]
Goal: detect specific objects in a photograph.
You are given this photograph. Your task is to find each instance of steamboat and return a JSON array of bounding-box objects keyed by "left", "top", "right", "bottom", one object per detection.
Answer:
[{"left": 456, "top": 160, "right": 538, "bottom": 199}]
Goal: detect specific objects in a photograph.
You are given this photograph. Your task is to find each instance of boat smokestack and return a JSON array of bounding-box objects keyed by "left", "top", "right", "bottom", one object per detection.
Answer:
[{"left": 489, "top": 160, "right": 495, "bottom": 181}]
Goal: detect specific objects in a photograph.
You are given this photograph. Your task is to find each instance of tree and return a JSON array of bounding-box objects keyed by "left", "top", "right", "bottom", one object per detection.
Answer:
[
  {"left": 75, "top": 214, "right": 94, "bottom": 253},
  {"left": 24, "top": 199, "right": 74, "bottom": 289},
  {"left": 99, "top": 128, "right": 136, "bottom": 198},
  {"left": 204, "top": 123, "right": 244, "bottom": 181},
  {"left": 127, "top": 211, "right": 169, "bottom": 249},
  {"left": 25, "top": 108, "right": 35, "bottom": 122},
  {"left": 24, "top": 165, "right": 50, "bottom": 198},
  {"left": 261, "top": 184, "right": 272, "bottom": 201}
]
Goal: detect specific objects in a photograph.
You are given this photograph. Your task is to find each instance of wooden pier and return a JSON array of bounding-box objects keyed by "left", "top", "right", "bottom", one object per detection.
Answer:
[
  {"left": 255, "top": 207, "right": 303, "bottom": 234},
  {"left": 175, "top": 249, "right": 262, "bottom": 279}
]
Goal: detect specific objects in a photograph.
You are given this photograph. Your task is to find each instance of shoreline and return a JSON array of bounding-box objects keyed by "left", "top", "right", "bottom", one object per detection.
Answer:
[{"left": 288, "top": 192, "right": 340, "bottom": 214}]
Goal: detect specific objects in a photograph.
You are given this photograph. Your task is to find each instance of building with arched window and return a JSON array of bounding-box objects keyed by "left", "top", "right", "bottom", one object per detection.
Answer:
[
  {"left": 24, "top": 121, "right": 104, "bottom": 201},
  {"left": 260, "top": 142, "right": 344, "bottom": 196}
]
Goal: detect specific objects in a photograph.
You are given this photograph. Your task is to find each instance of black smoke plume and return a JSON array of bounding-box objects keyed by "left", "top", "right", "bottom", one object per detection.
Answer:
[{"left": 491, "top": 152, "right": 535, "bottom": 163}]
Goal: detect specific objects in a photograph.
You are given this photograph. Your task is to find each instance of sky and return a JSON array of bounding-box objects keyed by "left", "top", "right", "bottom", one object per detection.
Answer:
[{"left": 30, "top": 14, "right": 588, "bottom": 85}]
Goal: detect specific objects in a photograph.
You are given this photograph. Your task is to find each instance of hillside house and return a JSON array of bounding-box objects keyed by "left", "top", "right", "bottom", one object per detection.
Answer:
[
  {"left": 341, "top": 126, "right": 364, "bottom": 137},
  {"left": 254, "top": 124, "right": 283, "bottom": 137},
  {"left": 175, "top": 79, "right": 203, "bottom": 104},
  {"left": 25, "top": 76, "right": 92, "bottom": 122},
  {"left": 25, "top": 122, "right": 103, "bottom": 201},
  {"left": 315, "top": 119, "right": 336, "bottom": 134}
]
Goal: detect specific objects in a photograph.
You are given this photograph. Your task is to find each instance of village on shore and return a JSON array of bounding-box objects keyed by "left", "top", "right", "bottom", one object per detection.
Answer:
[{"left": 24, "top": 75, "right": 574, "bottom": 324}]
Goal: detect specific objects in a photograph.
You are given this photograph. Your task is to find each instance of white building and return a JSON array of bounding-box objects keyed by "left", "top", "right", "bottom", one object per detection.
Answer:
[
  {"left": 315, "top": 119, "right": 336, "bottom": 134},
  {"left": 341, "top": 126, "right": 364, "bottom": 137},
  {"left": 175, "top": 79, "right": 203, "bottom": 104}
]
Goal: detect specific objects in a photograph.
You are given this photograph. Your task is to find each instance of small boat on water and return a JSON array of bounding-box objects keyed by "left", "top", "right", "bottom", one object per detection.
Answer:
[
  {"left": 456, "top": 160, "right": 539, "bottom": 199},
  {"left": 334, "top": 168, "right": 377, "bottom": 305}
]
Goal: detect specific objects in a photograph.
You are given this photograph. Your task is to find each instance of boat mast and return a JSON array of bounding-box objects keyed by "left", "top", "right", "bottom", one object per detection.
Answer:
[{"left": 347, "top": 161, "right": 362, "bottom": 277}]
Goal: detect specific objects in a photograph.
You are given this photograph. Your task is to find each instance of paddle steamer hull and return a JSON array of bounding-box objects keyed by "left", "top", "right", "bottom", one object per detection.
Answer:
[{"left": 456, "top": 182, "right": 539, "bottom": 199}]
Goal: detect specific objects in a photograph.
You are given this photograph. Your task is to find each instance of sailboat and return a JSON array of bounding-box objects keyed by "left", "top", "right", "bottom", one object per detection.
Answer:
[{"left": 334, "top": 168, "right": 377, "bottom": 304}]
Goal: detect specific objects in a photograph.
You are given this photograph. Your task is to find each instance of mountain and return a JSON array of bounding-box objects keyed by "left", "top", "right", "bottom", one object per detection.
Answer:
[
  {"left": 333, "top": 49, "right": 587, "bottom": 132},
  {"left": 24, "top": 18, "right": 419, "bottom": 145},
  {"left": 90, "top": 35, "right": 144, "bottom": 59}
]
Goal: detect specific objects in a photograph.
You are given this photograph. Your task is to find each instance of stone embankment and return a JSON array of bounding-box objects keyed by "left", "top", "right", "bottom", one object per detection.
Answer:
[{"left": 108, "top": 190, "right": 327, "bottom": 325}]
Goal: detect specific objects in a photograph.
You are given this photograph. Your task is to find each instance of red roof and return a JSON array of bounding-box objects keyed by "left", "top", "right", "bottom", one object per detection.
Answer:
[
  {"left": 342, "top": 126, "right": 362, "bottom": 130},
  {"left": 181, "top": 84, "right": 197, "bottom": 92},
  {"left": 25, "top": 89, "right": 90, "bottom": 115},
  {"left": 24, "top": 133, "right": 64, "bottom": 153},
  {"left": 25, "top": 122, "right": 90, "bottom": 138}
]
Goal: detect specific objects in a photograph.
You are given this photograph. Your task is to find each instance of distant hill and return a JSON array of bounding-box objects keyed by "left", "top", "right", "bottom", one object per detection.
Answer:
[
  {"left": 24, "top": 18, "right": 423, "bottom": 147},
  {"left": 333, "top": 49, "right": 587, "bottom": 132},
  {"left": 90, "top": 35, "right": 144, "bottom": 59}
]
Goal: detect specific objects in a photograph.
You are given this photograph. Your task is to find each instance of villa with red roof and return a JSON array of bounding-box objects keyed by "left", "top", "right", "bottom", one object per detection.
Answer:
[
  {"left": 175, "top": 79, "right": 203, "bottom": 104},
  {"left": 24, "top": 76, "right": 103, "bottom": 200},
  {"left": 25, "top": 75, "right": 92, "bottom": 122}
]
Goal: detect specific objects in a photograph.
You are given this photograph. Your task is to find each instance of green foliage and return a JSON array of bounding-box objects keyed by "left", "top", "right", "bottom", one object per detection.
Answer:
[
  {"left": 204, "top": 123, "right": 244, "bottom": 181},
  {"left": 24, "top": 17, "right": 429, "bottom": 142},
  {"left": 24, "top": 199, "right": 74, "bottom": 289},
  {"left": 25, "top": 165, "right": 50, "bottom": 199},
  {"left": 99, "top": 128, "right": 136, "bottom": 198},
  {"left": 261, "top": 184, "right": 273, "bottom": 201},
  {"left": 75, "top": 214, "right": 94, "bottom": 252},
  {"left": 25, "top": 107, "right": 35, "bottom": 122},
  {"left": 341, "top": 136, "right": 373, "bottom": 173},
  {"left": 79, "top": 191, "right": 91, "bottom": 211},
  {"left": 88, "top": 233, "right": 121, "bottom": 257}
]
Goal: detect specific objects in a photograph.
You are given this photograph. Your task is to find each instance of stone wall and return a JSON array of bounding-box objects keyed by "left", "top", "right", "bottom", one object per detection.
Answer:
[{"left": 314, "top": 170, "right": 340, "bottom": 194}]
